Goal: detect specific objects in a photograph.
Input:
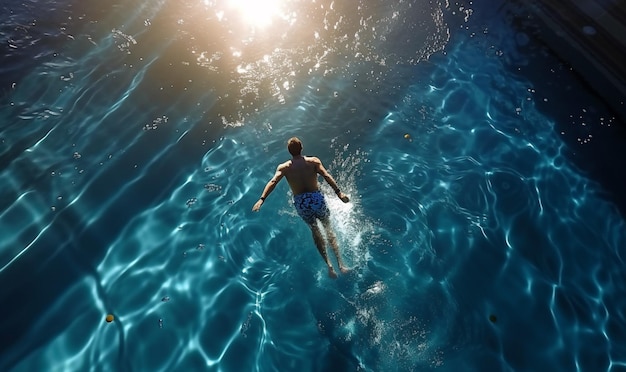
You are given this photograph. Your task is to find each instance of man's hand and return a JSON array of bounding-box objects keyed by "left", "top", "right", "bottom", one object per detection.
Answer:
[
  {"left": 252, "top": 199, "right": 264, "bottom": 211},
  {"left": 337, "top": 192, "right": 350, "bottom": 203}
]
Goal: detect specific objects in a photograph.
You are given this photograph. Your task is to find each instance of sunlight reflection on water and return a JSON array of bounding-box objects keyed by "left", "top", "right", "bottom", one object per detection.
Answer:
[
  {"left": 3, "top": 0, "right": 626, "bottom": 371},
  {"left": 220, "top": 0, "right": 291, "bottom": 29},
  {"left": 181, "top": 0, "right": 451, "bottom": 126}
]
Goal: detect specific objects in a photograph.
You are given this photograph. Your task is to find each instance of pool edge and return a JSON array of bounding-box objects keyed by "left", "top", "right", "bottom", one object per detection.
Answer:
[{"left": 525, "top": 0, "right": 626, "bottom": 123}]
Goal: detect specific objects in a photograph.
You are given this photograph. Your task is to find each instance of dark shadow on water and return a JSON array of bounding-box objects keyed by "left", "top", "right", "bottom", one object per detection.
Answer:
[
  {"left": 300, "top": 266, "right": 396, "bottom": 371},
  {"left": 499, "top": 3, "right": 626, "bottom": 219},
  {"left": 307, "top": 287, "right": 362, "bottom": 372}
]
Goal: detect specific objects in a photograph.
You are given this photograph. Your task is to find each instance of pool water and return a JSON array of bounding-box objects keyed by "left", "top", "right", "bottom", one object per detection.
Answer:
[{"left": 1, "top": 0, "right": 625, "bottom": 371}]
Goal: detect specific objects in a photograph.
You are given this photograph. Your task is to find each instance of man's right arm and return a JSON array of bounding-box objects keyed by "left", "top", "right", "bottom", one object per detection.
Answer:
[{"left": 252, "top": 165, "right": 284, "bottom": 211}]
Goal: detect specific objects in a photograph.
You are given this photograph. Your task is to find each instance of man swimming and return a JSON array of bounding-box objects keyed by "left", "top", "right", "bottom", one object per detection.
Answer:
[{"left": 252, "top": 137, "right": 351, "bottom": 278}]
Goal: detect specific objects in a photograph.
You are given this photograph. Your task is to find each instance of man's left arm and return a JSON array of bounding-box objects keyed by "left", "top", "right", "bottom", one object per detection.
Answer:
[{"left": 316, "top": 160, "right": 350, "bottom": 203}]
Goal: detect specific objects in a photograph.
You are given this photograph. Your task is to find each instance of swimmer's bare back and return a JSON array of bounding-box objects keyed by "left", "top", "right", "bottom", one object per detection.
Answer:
[
  {"left": 252, "top": 152, "right": 348, "bottom": 214},
  {"left": 280, "top": 156, "right": 326, "bottom": 196}
]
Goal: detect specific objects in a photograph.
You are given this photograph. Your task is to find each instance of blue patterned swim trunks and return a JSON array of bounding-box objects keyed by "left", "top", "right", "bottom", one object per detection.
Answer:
[{"left": 293, "top": 190, "right": 330, "bottom": 224}]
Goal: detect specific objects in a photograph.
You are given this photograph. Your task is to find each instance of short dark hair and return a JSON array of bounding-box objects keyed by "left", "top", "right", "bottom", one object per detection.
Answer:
[{"left": 287, "top": 137, "right": 302, "bottom": 156}]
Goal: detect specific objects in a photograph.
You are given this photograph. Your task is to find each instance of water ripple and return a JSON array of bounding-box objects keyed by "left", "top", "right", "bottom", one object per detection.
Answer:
[{"left": 2, "top": 1, "right": 626, "bottom": 371}]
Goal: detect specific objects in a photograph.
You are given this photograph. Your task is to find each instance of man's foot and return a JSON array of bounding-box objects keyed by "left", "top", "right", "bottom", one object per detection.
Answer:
[
  {"left": 328, "top": 267, "right": 338, "bottom": 279},
  {"left": 339, "top": 266, "right": 350, "bottom": 274}
]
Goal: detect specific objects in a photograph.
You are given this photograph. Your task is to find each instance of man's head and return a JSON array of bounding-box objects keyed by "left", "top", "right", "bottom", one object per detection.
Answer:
[{"left": 287, "top": 137, "right": 303, "bottom": 156}]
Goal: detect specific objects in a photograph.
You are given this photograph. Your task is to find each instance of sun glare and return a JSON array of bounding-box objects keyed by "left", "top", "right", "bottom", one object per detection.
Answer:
[{"left": 227, "top": 0, "right": 284, "bottom": 28}]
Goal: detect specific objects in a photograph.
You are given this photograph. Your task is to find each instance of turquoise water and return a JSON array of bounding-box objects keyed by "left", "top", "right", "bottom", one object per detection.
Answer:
[{"left": 1, "top": 0, "right": 626, "bottom": 371}]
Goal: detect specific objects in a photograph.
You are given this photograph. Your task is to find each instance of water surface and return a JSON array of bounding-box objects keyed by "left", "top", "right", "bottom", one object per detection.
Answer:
[{"left": 1, "top": 0, "right": 625, "bottom": 371}]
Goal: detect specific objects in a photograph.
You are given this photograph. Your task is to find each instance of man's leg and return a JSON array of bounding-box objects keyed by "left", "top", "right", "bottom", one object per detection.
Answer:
[
  {"left": 309, "top": 223, "right": 337, "bottom": 278},
  {"left": 321, "top": 218, "right": 349, "bottom": 274}
]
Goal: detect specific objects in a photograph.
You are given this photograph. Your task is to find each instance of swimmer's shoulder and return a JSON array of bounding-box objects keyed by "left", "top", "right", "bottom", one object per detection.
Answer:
[
  {"left": 276, "top": 160, "right": 291, "bottom": 172},
  {"left": 304, "top": 156, "right": 321, "bottom": 165}
]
